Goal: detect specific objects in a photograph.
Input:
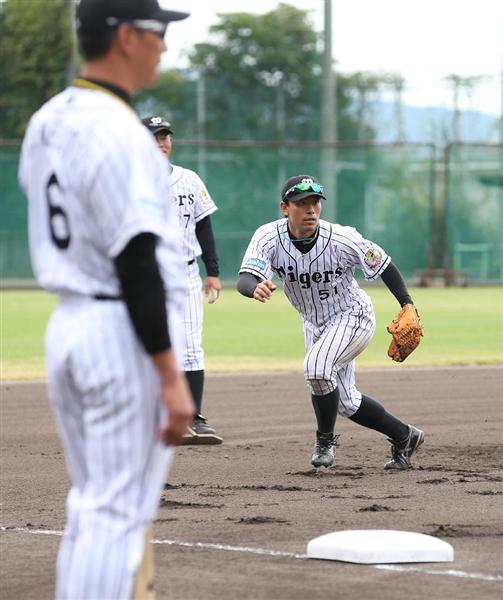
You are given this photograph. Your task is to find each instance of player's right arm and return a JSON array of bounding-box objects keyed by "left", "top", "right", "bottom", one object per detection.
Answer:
[
  {"left": 114, "top": 233, "right": 193, "bottom": 445},
  {"left": 237, "top": 223, "right": 277, "bottom": 302}
]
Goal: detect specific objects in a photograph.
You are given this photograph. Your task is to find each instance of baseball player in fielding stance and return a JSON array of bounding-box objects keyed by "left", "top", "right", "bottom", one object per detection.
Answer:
[
  {"left": 237, "top": 175, "right": 424, "bottom": 470},
  {"left": 142, "top": 115, "right": 223, "bottom": 444},
  {"left": 19, "top": 1, "right": 194, "bottom": 598}
]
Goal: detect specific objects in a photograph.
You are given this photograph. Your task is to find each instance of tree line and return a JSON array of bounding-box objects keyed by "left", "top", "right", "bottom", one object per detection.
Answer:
[
  {"left": 1, "top": 1, "right": 493, "bottom": 143},
  {"left": 0, "top": 1, "right": 384, "bottom": 141}
]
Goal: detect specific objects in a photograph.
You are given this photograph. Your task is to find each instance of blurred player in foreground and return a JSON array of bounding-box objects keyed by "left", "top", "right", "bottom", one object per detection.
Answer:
[
  {"left": 142, "top": 116, "right": 223, "bottom": 444},
  {"left": 18, "top": 1, "right": 193, "bottom": 597},
  {"left": 237, "top": 175, "right": 424, "bottom": 470}
]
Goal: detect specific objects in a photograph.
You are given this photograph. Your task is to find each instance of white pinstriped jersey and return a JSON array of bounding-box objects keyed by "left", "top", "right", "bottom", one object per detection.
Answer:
[
  {"left": 169, "top": 164, "right": 217, "bottom": 262},
  {"left": 19, "top": 84, "right": 185, "bottom": 302},
  {"left": 240, "top": 218, "right": 390, "bottom": 329}
]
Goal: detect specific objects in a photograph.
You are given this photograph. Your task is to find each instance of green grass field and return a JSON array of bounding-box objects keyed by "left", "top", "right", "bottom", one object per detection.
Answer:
[{"left": 1, "top": 286, "right": 502, "bottom": 380}]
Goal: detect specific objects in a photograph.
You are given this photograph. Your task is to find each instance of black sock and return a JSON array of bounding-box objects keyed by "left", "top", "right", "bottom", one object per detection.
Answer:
[
  {"left": 349, "top": 395, "right": 409, "bottom": 441},
  {"left": 185, "top": 370, "right": 204, "bottom": 414},
  {"left": 311, "top": 389, "right": 340, "bottom": 434}
]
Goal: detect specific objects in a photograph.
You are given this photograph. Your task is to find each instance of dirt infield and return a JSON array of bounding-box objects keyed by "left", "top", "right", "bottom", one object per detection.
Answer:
[{"left": 1, "top": 366, "right": 502, "bottom": 599}]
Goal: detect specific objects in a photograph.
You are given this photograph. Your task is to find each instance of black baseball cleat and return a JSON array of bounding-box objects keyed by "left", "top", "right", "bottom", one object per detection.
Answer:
[
  {"left": 180, "top": 414, "right": 223, "bottom": 445},
  {"left": 384, "top": 425, "right": 424, "bottom": 470},
  {"left": 311, "top": 431, "right": 338, "bottom": 468}
]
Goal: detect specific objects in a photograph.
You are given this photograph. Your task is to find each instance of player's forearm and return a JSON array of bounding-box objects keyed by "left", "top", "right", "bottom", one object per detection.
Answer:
[
  {"left": 196, "top": 216, "right": 219, "bottom": 276},
  {"left": 237, "top": 272, "right": 261, "bottom": 297},
  {"left": 151, "top": 348, "right": 182, "bottom": 384},
  {"left": 152, "top": 349, "right": 195, "bottom": 446},
  {"left": 115, "top": 233, "right": 171, "bottom": 353},
  {"left": 380, "top": 261, "right": 413, "bottom": 307}
]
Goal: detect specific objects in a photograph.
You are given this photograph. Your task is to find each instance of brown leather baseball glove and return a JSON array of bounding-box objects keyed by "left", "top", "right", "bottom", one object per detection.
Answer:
[{"left": 387, "top": 303, "right": 424, "bottom": 362}]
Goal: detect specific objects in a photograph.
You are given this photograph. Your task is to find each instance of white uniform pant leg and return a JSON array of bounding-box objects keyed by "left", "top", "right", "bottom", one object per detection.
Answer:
[
  {"left": 46, "top": 300, "right": 174, "bottom": 600},
  {"left": 303, "top": 310, "right": 375, "bottom": 401},
  {"left": 182, "top": 261, "right": 204, "bottom": 371},
  {"left": 48, "top": 370, "right": 87, "bottom": 599},
  {"left": 335, "top": 360, "right": 362, "bottom": 417}
]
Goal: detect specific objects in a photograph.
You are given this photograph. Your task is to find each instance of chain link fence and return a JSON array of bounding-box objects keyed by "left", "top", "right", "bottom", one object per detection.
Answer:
[{"left": 1, "top": 141, "right": 502, "bottom": 284}]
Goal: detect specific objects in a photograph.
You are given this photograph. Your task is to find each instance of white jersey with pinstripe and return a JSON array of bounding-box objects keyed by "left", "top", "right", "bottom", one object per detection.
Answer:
[
  {"left": 170, "top": 163, "right": 217, "bottom": 261},
  {"left": 169, "top": 163, "right": 217, "bottom": 371},
  {"left": 240, "top": 218, "right": 390, "bottom": 415},
  {"left": 19, "top": 82, "right": 186, "bottom": 600}
]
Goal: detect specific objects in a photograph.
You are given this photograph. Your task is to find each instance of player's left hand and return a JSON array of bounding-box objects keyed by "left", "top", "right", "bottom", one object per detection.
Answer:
[
  {"left": 387, "top": 303, "right": 424, "bottom": 362},
  {"left": 204, "top": 276, "right": 221, "bottom": 304}
]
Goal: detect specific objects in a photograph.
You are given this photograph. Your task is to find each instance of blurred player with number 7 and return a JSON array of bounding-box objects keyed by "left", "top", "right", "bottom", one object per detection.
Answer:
[{"left": 142, "top": 115, "right": 223, "bottom": 445}]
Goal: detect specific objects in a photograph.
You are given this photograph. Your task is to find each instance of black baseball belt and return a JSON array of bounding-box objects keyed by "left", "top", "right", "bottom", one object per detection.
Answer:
[{"left": 94, "top": 294, "right": 123, "bottom": 301}]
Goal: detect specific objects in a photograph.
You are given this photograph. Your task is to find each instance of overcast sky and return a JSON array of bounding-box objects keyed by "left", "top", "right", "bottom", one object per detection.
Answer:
[{"left": 160, "top": 0, "right": 503, "bottom": 115}]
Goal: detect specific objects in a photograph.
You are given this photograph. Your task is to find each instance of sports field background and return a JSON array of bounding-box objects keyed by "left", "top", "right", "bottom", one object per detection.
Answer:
[{"left": 1, "top": 286, "right": 502, "bottom": 380}]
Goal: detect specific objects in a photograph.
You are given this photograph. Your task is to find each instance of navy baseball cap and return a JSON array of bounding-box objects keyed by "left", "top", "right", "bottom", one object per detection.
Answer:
[
  {"left": 281, "top": 175, "right": 326, "bottom": 202},
  {"left": 76, "top": 0, "right": 189, "bottom": 33},
  {"left": 142, "top": 115, "right": 173, "bottom": 135}
]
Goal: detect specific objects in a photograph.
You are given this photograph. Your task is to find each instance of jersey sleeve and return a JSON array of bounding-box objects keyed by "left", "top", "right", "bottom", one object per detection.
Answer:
[
  {"left": 192, "top": 171, "right": 217, "bottom": 222},
  {"left": 336, "top": 225, "right": 391, "bottom": 280},
  {"left": 239, "top": 224, "right": 275, "bottom": 281},
  {"left": 88, "top": 127, "right": 172, "bottom": 258}
]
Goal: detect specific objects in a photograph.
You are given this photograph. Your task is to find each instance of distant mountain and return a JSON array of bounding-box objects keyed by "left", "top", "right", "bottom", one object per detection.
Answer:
[{"left": 368, "top": 101, "right": 500, "bottom": 144}]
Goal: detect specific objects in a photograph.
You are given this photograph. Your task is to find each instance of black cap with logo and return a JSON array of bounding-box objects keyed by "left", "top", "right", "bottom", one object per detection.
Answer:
[
  {"left": 142, "top": 115, "right": 173, "bottom": 135},
  {"left": 281, "top": 175, "right": 326, "bottom": 203},
  {"left": 76, "top": 0, "right": 189, "bottom": 33}
]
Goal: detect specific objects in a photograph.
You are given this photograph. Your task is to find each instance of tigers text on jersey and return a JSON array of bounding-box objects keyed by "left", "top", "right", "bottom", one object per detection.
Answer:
[
  {"left": 239, "top": 218, "right": 390, "bottom": 328},
  {"left": 18, "top": 82, "right": 185, "bottom": 303},
  {"left": 169, "top": 164, "right": 217, "bottom": 261}
]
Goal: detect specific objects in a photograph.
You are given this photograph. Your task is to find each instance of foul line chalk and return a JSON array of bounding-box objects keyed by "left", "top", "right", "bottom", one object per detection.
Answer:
[
  {"left": 376, "top": 564, "right": 503, "bottom": 582},
  {"left": 1, "top": 527, "right": 63, "bottom": 536},
  {"left": 154, "top": 537, "right": 306, "bottom": 559},
  {"left": 2, "top": 526, "right": 502, "bottom": 583}
]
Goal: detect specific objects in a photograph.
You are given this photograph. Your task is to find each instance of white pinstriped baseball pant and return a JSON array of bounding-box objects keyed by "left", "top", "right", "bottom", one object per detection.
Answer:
[
  {"left": 45, "top": 296, "right": 179, "bottom": 600},
  {"left": 303, "top": 309, "right": 376, "bottom": 417},
  {"left": 182, "top": 260, "right": 205, "bottom": 371}
]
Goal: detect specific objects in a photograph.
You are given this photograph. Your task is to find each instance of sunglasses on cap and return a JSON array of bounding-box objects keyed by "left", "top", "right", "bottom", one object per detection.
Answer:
[
  {"left": 105, "top": 17, "right": 167, "bottom": 37},
  {"left": 284, "top": 181, "right": 324, "bottom": 199}
]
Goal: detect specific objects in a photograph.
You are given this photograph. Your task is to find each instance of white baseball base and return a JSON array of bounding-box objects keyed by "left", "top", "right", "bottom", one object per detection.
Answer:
[{"left": 307, "top": 529, "right": 454, "bottom": 564}]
